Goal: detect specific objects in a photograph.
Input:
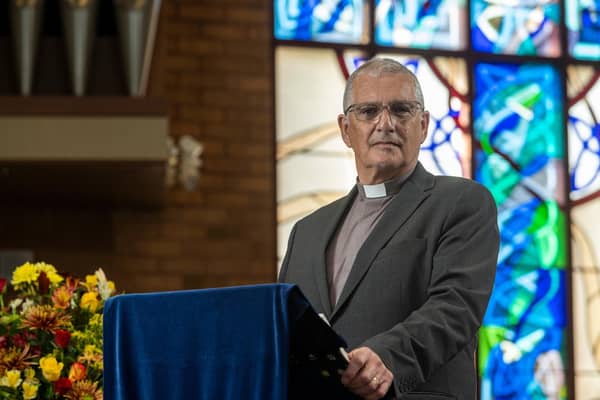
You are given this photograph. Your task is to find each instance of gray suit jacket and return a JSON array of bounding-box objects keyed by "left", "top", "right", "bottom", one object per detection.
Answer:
[{"left": 279, "top": 163, "right": 499, "bottom": 400}]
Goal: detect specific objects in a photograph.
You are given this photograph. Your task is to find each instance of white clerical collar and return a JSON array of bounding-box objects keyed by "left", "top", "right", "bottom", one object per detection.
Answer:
[
  {"left": 356, "top": 167, "right": 415, "bottom": 199},
  {"left": 362, "top": 183, "right": 388, "bottom": 198}
]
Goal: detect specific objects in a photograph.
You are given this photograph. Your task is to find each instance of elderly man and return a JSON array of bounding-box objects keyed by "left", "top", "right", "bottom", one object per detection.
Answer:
[{"left": 279, "top": 58, "right": 499, "bottom": 400}]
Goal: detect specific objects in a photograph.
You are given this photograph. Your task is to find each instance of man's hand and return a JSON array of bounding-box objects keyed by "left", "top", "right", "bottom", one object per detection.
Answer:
[{"left": 340, "top": 347, "right": 393, "bottom": 400}]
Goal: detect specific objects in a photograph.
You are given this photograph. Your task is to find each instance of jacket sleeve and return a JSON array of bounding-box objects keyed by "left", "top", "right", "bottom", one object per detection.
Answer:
[
  {"left": 277, "top": 223, "right": 298, "bottom": 283},
  {"left": 362, "top": 182, "right": 499, "bottom": 394}
]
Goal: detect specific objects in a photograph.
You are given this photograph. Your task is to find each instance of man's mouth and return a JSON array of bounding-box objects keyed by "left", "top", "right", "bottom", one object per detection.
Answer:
[{"left": 372, "top": 141, "right": 401, "bottom": 147}]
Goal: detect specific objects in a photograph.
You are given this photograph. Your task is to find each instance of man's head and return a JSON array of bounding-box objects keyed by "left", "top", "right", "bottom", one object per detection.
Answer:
[{"left": 338, "top": 58, "right": 429, "bottom": 184}]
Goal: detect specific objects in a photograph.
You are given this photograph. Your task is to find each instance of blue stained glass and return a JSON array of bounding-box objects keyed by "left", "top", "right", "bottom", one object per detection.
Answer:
[
  {"left": 566, "top": 0, "right": 600, "bottom": 61},
  {"left": 474, "top": 62, "right": 568, "bottom": 400},
  {"left": 568, "top": 69, "right": 600, "bottom": 200},
  {"left": 471, "top": 0, "right": 562, "bottom": 56},
  {"left": 274, "top": 0, "right": 367, "bottom": 44},
  {"left": 375, "top": 0, "right": 467, "bottom": 50}
]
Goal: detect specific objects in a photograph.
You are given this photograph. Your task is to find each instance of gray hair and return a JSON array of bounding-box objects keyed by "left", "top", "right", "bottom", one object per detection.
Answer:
[{"left": 342, "top": 58, "right": 425, "bottom": 112}]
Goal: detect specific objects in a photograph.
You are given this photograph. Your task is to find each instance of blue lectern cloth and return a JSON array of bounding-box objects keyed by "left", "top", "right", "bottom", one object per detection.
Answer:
[{"left": 103, "top": 283, "right": 309, "bottom": 400}]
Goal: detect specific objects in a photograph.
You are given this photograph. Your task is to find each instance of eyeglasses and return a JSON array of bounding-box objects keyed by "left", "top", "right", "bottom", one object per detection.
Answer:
[{"left": 344, "top": 101, "right": 423, "bottom": 122}]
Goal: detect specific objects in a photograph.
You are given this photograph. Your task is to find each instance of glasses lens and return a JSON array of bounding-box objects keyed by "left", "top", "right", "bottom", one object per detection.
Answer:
[
  {"left": 354, "top": 103, "right": 382, "bottom": 120},
  {"left": 389, "top": 101, "right": 420, "bottom": 118}
]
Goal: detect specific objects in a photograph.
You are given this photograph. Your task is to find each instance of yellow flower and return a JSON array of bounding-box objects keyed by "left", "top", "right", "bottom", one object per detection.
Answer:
[
  {"left": 83, "top": 344, "right": 100, "bottom": 356},
  {"left": 78, "top": 345, "right": 103, "bottom": 370},
  {"left": 84, "top": 274, "right": 97, "bottom": 290},
  {"left": 80, "top": 292, "right": 99, "bottom": 312},
  {"left": 24, "top": 368, "right": 36, "bottom": 381},
  {"left": 22, "top": 381, "right": 39, "bottom": 400},
  {"left": 39, "top": 356, "right": 63, "bottom": 382},
  {"left": 89, "top": 314, "right": 102, "bottom": 328},
  {"left": 36, "top": 263, "right": 63, "bottom": 286},
  {"left": 0, "top": 369, "right": 22, "bottom": 388},
  {"left": 71, "top": 330, "right": 85, "bottom": 341},
  {"left": 11, "top": 262, "right": 38, "bottom": 287},
  {"left": 10, "top": 262, "right": 64, "bottom": 290}
]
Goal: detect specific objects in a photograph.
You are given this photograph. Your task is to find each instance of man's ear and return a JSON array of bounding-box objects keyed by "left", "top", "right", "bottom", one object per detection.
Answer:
[
  {"left": 338, "top": 114, "right": 352, "bottom": 148},
  {"left": 419, "top": 110, "right": 430, "bottom": 144}
]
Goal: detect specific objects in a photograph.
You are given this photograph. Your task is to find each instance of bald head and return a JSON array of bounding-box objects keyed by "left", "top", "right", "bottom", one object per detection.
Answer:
[{"left": 343, "top": 58, "right": 424, "bottom": 112}]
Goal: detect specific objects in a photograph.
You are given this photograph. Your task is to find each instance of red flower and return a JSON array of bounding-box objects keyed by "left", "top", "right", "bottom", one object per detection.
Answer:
[
  {"left": 11, "top": 333, "right": 27, "bottom": 348},
  {"left": 0, "top": 278, "right": 7, "bottom": 294},
  {"left": 0, "top": 335, "right": 8, "bottom": 349},
  {"left": 38, "top": 271, "right": 50, "bottom": 295},
  {"left": 54, "top": 377, "right": 73, "bottom": 395},
  {"left": 69, "top": 362, "right": 87, "bottom": 381},
  {"left": 54, "top": 329, "right": 71, "bottom": 349}
]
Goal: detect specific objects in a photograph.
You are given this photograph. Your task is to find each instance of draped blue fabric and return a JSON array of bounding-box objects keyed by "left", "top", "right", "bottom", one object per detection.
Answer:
[{"left": 103, "top": 283, "right": 309, "bottom": 400}]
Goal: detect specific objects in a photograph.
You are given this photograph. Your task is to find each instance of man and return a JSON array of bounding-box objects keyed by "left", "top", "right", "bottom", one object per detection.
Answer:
[{"left": 278, "top": 58, "right": 499, "bottom": 400}]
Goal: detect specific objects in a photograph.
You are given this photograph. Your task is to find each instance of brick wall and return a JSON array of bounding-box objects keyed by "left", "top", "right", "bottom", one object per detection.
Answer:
[{"left": 0, "top": 0, "right": 276, "bottom": 293}]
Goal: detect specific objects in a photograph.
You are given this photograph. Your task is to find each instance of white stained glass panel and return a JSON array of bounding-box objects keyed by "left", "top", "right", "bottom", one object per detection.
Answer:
[
  {"left": 276, "top": 47, "right": 362, "bottom": 264},
  {"left": 571, "top": 195, "right": 600, "bottom": 398}
]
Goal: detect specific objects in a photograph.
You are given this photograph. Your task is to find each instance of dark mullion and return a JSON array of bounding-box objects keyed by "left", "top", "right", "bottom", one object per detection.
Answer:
[
  {"left": 559, "top": 0, "right": 577, "bottom": 398},
  {"left": 560, "top": 0, "right": 577, "bottom": 397},
  {"left": 367, "top": 0, "right": 377, "bottom": 59},
  {"left": 273, "top": 39, "right": 370, "bottom": 52}
]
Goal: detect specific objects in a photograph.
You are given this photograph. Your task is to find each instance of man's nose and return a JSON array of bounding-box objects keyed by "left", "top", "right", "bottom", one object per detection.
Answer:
[{"left": 375, "top": 105, "right": 395, "bottom": 129}]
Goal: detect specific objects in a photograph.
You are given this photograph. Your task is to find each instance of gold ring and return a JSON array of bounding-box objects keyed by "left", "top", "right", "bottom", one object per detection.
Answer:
[{"left": 371, "top": 376, "right": 380, "bottom": 385}]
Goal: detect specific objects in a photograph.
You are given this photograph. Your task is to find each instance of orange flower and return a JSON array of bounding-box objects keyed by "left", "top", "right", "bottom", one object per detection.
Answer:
[
  {"left": 65, "top": 276, "right": 79, "bottom": 293},
  {"left": 22, "top": 305, "right": 71, "bottom": 333},
  {"left": 64, "top": 379, "right": 102, "bottom": 400},
  {"left": 52, "top": 286, "right": 73, "bottom": 309},
  {"left": 0, "top": 345, "right": 35, "bottom": 375},
  {"left": 68, "top": 362, "right": 86, "bottom": 382}
]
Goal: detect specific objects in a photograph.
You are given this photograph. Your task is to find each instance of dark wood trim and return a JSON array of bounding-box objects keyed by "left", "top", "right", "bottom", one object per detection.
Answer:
[
  {"left": 0, "top": 159, "right": 166, "bottom": 208},
  {"left": 0, "top": 96, "right": 169, "bottom": 116}
]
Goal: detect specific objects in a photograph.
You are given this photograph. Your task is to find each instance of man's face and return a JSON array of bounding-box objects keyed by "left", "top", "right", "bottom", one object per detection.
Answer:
[{"left": 338, "top": 72, "right": 429, "bottom": 184}]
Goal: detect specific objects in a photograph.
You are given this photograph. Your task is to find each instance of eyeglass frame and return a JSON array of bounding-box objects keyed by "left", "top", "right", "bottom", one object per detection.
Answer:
[{"left": 343, "top": 100, "right": 424, "bottom": 122}]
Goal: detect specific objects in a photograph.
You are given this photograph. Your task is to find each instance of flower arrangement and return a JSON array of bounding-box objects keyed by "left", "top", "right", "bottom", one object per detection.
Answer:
[{"left": 0, "top": 262, "right": 116, "bottom": 399}]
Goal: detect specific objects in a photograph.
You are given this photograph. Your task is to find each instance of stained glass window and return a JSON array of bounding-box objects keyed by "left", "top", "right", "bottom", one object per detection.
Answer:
[
  {"left": 471, "top": 0, "right": 561, "bottom": 56},
  {"left": 274, "top": 0, "right": 369, "bottom": 44},
  {"left": 274, "top": 0, "right": 600, "bottom": 397},
  {"left": 566, "top": 0, "right": 600, "bottom": 60},
  {"left": 375, "top": 0, "right": 467, "bottom": 50},
  {"left": 568, "top": 65, "right": 600, "bottom": 399},
  {"left": 474, "top": 62, "right": 568, "bottom": 399}
]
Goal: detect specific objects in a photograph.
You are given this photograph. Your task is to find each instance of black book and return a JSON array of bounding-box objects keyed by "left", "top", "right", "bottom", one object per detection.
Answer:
[{"left": 288, "top": 289, "right": 359, "bottom": 399}]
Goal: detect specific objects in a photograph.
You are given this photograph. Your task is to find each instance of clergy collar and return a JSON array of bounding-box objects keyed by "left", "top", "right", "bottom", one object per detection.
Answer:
[{"left": 356, "top": 168, "right": 415, "bottom": 199}]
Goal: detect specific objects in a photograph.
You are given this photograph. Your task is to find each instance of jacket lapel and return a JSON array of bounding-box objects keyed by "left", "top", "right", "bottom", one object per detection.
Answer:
[
  {"left": 313, "top": 188, "right": 358, "bottom": 316},
  {"left": 330, "top": 164, "right": 434, "bottom": 321}
]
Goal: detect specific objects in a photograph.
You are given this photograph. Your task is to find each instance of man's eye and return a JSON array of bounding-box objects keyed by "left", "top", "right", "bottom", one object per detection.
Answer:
[
  {"left": 358, "top": 106, "right": 380, "bottom": 117},
  {"left": 390, "top": 104, "right": 412, "bottom": 116}
]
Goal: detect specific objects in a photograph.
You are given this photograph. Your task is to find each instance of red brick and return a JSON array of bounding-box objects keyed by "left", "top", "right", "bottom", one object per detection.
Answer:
[
  {"left": 180, "top": 5, "right": 226, "bottom": 21},
  {"left": 225, "top": 7, "right": 269, "bottom": 24}
]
